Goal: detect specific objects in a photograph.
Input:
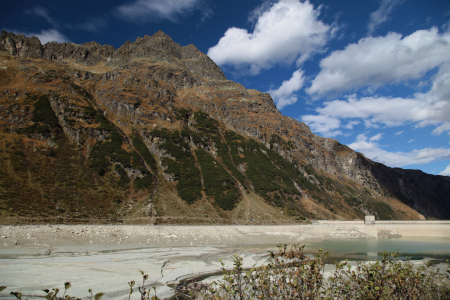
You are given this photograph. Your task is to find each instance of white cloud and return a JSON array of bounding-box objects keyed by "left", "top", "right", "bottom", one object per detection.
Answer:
[
  {"left": 439, "top": 164, "right": 450, "bottom": 176},
  {"left": 408, "top": 139, "right": 414, "bottom": 143},
  {"left": 370, "top": 133, "right": 383, "bottom": 141},
  {"left": 307, "top": 28, "right": 450, "bottom": 96},
  {"left": 349, "top": 134, "right": 450, "bottom": 167},
  {"left": 301, "top": 114, "right": 342, "bottom": 137},
  {"left": 344, "top": 121, "right": 360, "bottom": 129},
  {"left": 302, "top": 62, "right": 450, "bottom": 136},
  {"left": 432, "top": 123, "right": 450, "bottom": 135},
  {"left": 395, "top": 131, "right": 403, "bottom": 135},
  {"left": 30, "top": 29, "right": 70, "bottom": 44},
  {"left": 318, "top": 96, "right": 420, "bottom": 126},
  {"left": 116, "top": 0, "right": 201, "bottom": 22},
  {"left": 15, "top": 29, "right": 70, "bottom": 44},
  {"left": 367, "top": 0, "right": 405, "bottom": 35},
  {"left": 207, "top": 0, "right": 332, "bottom": 74},
  {"left": 267, "top": 69, "right": 305, "bottom": 109},
  {"left": 34, "top": 29, "right": 70, "bottom": 44}
]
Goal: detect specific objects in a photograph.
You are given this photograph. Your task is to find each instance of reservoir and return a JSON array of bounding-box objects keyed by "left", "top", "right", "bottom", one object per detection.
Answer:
[{"left": 305, "top": 236, "right": 450, "bottom": 263}]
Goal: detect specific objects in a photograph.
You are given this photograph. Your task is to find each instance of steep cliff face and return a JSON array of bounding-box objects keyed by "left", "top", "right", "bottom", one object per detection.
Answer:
[{"left": 0, "top": 30, "right": 447, "bottom": 224}]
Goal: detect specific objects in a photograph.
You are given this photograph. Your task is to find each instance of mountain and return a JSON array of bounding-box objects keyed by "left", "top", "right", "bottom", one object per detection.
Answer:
[{"left": 1, "top": 30, "right": 449, "bottom": 225}]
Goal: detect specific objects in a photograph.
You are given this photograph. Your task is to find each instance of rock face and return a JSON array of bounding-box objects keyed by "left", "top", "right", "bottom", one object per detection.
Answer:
[
  {"left": 0, "top": 31, "right": 115, "bottom": 65},
  {"left": 0, "top": 30, "right": 448, "bottom": 224}
]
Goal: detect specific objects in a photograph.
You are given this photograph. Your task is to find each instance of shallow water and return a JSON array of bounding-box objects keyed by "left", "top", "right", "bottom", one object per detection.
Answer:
[{"left": 305, "top": 236, "right": 450, "bottom": 262}]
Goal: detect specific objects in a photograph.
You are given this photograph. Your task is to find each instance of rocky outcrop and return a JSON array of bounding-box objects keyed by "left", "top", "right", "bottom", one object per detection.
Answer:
[
  {"left": 371, "top": 164, "right": 450, "bottom": 218},
  {"left": 181, "top": 44, "right": 227, "bottom": 80},
  {"left": 0, "top": 30, "right": 114, "bottom": 65},
  {"left": 1, "top": 31, "right": 43, "bottom": 57}
]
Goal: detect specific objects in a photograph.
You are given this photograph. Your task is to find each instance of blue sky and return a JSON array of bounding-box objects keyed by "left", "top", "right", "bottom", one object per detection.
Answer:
[{"left": 2, "top": 0, "right": 450, "bottom": 176}]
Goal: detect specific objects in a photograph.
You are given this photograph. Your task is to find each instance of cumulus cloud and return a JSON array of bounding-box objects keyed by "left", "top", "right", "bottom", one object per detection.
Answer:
[
  {"left": 116, "top": 0, "right": 201, "bottom": 22},
  {"left": 439, "top": 164, "right": 450, "bottom": 176},
  {"left": 302, "top": 60, "right": 450, "bottom": 136},
  {"left": 267, "top": 69, "right": 305, "bottom": 110},
  {"left": 349, "top": 134, "right": 450, "bottom": 167},
  {"left": 207, "top": 0, "right": 332, "bottom": 74},
  {"left": 367, "top": 0, "right": 405, "bottom": 35},
  {"left": 307, "top": 28, "right": 450, "bottom": 96}
]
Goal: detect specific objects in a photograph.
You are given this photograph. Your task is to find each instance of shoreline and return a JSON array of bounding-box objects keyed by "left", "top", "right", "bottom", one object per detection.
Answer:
[
  {"left": 0, "top": 224, "right": 369, "bottom": 256},
  {"left": 2, "top": 223, "right": 450, "bottom": 255}
]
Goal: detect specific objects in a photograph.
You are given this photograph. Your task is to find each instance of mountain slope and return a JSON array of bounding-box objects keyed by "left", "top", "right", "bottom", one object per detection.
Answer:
[{"left": 0, "top": 30, "right": 447, "bottom": 224}]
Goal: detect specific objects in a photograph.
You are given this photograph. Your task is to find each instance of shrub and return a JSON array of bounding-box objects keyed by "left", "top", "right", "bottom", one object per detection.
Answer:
[
  {"left": 31, "top": 95, "right": 60, "bottom": 128},
  {"left": 367, "top": 201, "right": 395, "bottom": 220},
  {"left": 95, "top": 113, "right": 115, "bottom": 132},
  {"left": 217, "top": 141, "right": 247, "bottom": 188},
  {"left": 196, "top": 149, "right": 240, "bottom": 210},
  {"left": 150, "top": 128, "right": 202, "bottom": 203},
  {"left": 21, "top": 94, "right": 60, "bottom": 135},
  {"left": 193, "top": 110, "right": 219, "bottom": 135},
  {"left": 175, "top": 108, "right": 191, "bottom": 121},
  {"left": 115, "top": 164, "right": 129, "bottom": 187},
  {"left": 132, "top": 134, "right": 157, "bottom": 171},
  {"left": 183, "top": 244, "right": 450, "bottom": 300},
  {"left": 269, "top": 134, "right": 293, "bottom": 150},
  {"left": 226, "top": 136, "right": 303, "bottom": 202},
  {"left": 134, "top": 175, "right": 154, "bottom": 191},
  {"left": 83, "top": 106, "right": 97, "bottom": 117},
  {"left": 89, "top": 125, "right": 148, "bottom": 181}
]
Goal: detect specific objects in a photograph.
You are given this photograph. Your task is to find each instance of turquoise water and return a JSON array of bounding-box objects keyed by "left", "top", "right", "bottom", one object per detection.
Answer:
[{"left": 305, "top": 237, "right": 450, "bottom": 262}]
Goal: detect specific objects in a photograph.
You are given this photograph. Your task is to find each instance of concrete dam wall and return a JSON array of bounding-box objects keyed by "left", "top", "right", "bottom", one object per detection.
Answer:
[{"left": 314, "top": 220, "right": 450, "bottom": 238}]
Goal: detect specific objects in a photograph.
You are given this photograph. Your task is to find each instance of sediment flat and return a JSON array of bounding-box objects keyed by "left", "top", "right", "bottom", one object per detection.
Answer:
[
  {"left": 1, "top": 223, "right": 449, "bottom": 299},
  {"left": 0, "top": 224, "right": 371, "bottom": 255}
]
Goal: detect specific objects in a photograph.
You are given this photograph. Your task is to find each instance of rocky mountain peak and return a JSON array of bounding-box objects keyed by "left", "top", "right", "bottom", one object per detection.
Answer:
[
  {"left": 153, "top": 30, "right": 170, "bottom": 38},
  {"left": 109, "top": 30, "right": 183, "bottom": 66},
  {"left": 181, "top": 44, "right": 227, "bottom": 81},
  {"left": 181, "top": 44, "right": 203, "bottom": 59}
]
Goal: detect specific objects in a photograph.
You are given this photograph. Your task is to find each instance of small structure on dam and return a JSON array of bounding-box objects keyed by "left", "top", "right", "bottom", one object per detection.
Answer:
[{"left": 365, "top": 215, "right": 375, "bottom": 225}]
